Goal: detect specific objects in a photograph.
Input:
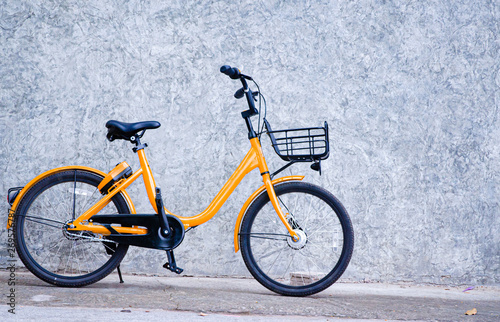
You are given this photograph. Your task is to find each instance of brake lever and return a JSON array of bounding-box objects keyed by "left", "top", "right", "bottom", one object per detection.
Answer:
[
  {"left": 234, "top": 88, "right": 259, "bottom": 101},
  {"left": 234, "top": 88, "right": 245, "bottom": 99}
]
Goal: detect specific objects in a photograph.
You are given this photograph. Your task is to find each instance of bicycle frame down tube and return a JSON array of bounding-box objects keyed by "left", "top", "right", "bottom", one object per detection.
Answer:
[{"left": 170, "top": 146, "right": 259, "bottom": 227}]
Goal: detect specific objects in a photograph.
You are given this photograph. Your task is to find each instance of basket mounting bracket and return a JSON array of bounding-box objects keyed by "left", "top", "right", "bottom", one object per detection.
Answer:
[{"left": 271, "top": 160, "right": 298, "bottom": 179}]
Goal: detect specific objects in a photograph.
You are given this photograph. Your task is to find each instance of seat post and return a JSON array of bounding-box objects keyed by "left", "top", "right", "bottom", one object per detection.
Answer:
[
  {"left": 135, "top": 139, "right": 158, "bottom": 212},
  {"left": 131, "top": 135, "right": 148, "bottom": 153}
]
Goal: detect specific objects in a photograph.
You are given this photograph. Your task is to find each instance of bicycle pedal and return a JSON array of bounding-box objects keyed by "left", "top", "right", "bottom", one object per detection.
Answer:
[{"left": 163, "top": 262, "right": 183, "bottom": 274}]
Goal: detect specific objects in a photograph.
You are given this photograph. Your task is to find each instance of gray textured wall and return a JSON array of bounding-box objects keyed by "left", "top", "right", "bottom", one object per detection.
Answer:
[{"left": 1, "top": 0, "right": 499, "bottom": 285}]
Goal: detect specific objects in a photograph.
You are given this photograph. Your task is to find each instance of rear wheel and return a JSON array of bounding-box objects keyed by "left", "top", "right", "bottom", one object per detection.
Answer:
[
  {"left": 240, "top": 182, "right": 354, "bottom": 296},
  {"left": 14, "top": 170, "right": 129, "bottom": 287}
]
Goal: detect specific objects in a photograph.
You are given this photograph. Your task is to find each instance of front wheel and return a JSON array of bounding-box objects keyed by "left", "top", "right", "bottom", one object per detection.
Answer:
[{"left": 240, "top": 182, "right": 354, "bottom": 296}]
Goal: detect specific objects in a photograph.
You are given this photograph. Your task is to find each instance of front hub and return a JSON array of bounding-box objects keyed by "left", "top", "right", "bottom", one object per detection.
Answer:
[{"left": 287, "top": 229, "right": 307, "bottom": 250}]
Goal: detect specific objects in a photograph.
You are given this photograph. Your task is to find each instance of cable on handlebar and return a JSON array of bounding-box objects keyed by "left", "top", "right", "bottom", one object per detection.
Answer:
[{"left": 252, "top": 79, "right": 267, "bottom": 139}]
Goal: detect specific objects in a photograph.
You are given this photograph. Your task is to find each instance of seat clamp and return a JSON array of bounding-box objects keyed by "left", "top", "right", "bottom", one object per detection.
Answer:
[{"left": 133, "top": 143, "right": 148, "bottom": 153}]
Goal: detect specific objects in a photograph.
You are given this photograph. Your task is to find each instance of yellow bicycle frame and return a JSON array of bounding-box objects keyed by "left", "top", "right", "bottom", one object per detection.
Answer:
[{"left": 57, "top": 137, "right": 300, "bottom": 242}]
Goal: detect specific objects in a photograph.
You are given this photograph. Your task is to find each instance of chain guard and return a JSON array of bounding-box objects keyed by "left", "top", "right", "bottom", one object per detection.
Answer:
[{"left": 89, "top": 214, "right": 185, "bottom": 250}]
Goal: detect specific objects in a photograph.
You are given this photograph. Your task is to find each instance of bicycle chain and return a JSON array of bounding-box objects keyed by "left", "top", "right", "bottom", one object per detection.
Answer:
[{"left": 64, "top": 231, "right": 109, "bottom": 243}]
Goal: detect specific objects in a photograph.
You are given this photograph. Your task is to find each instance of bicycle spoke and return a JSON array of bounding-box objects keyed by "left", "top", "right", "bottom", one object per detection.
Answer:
[
  {"left": 52, "top": 239, "right": 67, "bottom": 272},
  {"left": 280, "top": 251, "right": 297, "bottom": 281},
  {"left": 83, "top": 244, "right": 93, "bottom": 273},
  {"left": 101, "top": 242, "right": 117, "bottom": 254},
  {"left": 304, "top": 194, "right": 313, "bottom": 222},
  {"left": 79, "top": 186, "right": 99, "bottom": 217},
  {"left": 303, "top": 248, "right": 325, "bottom": 272},
  {"left": 23, "top": 215, "right": 65, "bottom": 229},
  {"left": 265, "top": 243, "right": 287, "bottom": 276},
  {"left": 302, "top": 242, "right": 338, "bottom": 264},
  {"left": 39, "top": 238, "right": 65, "bottom": 267},
  {"left": 87, "top": 246, "right": 107, "bottom": 268},
  {"left": 254, "top": 242, "right": 288, "bottom": 263},
  {"left": 48, "top": 187, "right": 69, "bottom": 219},
  {"left": 63, "top": 241, "right": 75, "bottom": 275}
]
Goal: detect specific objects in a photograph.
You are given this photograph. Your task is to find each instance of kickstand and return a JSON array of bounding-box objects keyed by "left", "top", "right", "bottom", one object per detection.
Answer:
[
  {"left": 117, "top": 265, "right": 124, "bottom": 283},
  {"left": 163, "top": 250, "right": 184, "bottom": 274}
]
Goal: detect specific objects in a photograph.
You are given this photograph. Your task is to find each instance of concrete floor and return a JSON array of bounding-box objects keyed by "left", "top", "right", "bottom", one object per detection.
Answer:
[{"left": 1, "top": 271, "right": 499, "bottom": 321}]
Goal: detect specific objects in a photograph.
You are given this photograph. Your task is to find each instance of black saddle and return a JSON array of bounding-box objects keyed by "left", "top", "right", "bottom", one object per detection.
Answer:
[{"left": 106, "top": 120, "right": 161, "bottom": 141}]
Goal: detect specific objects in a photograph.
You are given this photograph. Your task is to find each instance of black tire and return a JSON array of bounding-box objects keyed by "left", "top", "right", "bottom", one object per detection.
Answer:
[
  {"left": 13, "top": 170, "right": 129, "bottom": 287},
  {"left": 240, "top": 182, "right": 354, "bottom": 296}
]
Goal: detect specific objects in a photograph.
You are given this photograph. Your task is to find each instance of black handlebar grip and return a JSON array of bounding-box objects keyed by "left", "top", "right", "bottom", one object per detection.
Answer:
[{"left": 220, "top": 65, "right": 241, "bottom": 79}]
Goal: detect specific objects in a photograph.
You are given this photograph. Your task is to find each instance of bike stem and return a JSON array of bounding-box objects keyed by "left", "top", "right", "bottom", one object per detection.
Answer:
[{"left": 239, "top": 77, "right": 259, "bottom": 139}]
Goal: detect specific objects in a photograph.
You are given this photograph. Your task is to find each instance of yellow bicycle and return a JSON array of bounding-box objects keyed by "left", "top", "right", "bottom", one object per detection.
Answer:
[{"left": 7, "top": 66, "right": 353, "bottom": 296}]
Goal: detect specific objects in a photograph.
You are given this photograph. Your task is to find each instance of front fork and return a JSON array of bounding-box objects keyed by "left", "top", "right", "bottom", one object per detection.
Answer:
[
  {"left": 250, "top": 138, "right": 299, "bottom": 241},
  {"left": 262, "top": 173, "right": 299, "bottom": 240}
]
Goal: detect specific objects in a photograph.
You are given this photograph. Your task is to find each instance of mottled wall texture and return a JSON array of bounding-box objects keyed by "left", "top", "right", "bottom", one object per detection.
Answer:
[{"left": 1, "top": 0, "right": 499, "bottom": 285}]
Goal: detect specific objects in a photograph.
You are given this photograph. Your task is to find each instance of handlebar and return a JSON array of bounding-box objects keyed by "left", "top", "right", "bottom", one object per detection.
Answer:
[
  {"left": 220, "top": 65, "right": 241, "bottom": 79},
  {"left": 220, "top": 65, "right": 259, "bottom": 118}
]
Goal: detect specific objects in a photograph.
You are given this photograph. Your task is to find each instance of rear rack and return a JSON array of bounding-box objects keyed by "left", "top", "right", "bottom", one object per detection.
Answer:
[{"left": 264, "top": 119, "right": 329, "bottom": 162}]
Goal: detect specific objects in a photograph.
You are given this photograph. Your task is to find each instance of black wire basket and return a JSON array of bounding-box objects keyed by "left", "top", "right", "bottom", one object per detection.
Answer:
[{"left": 264, "top": 119, "right": 330, "bottom": 162}]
